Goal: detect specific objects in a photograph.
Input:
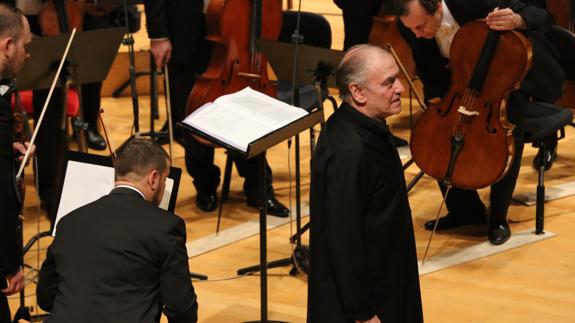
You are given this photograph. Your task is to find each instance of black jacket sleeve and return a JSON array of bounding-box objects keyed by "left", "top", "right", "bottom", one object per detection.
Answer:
[
  {"left": 161, "top": 216, "right": 198, "bottom": 323},
  {"left": 144, "top": 0, "right": 169, "bottom": 39},
  {"left": 324, "top": 151, "right": 376, "bottom": 321},
  {"left": 37, "top": 242, "right": 59, "bottom": 312},
  {"left": 0, "top": 98, "right": 21, "bottom": 281}
]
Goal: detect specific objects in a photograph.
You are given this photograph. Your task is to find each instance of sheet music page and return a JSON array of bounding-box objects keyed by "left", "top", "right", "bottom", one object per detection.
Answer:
[{"left": 183, "top": 87, "right": 308, "bottom": 152}]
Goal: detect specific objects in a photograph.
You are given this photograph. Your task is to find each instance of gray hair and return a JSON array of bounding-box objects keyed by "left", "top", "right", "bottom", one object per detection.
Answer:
[{"left": 336, "top": 44, "right": 392, "bottom": 102}]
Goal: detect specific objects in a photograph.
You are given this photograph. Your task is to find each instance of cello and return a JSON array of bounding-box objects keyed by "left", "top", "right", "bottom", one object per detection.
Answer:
[
  {"left": 185, "top": 0, "right": 282, "bottom": 145},
  {"left": 410, "top": 20, "right": 532, "bottom": 190}
]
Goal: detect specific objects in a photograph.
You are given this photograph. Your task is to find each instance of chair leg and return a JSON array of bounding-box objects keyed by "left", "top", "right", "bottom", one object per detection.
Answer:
[{"left": 535, "top": 143, "right": 546, "bottom": 234}]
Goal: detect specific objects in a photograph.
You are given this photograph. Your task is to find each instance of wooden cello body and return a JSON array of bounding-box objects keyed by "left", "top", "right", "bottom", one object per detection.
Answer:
[
  {"left": 185, "top": 0, "right": 282, "bottom": 144},
  {"left": 410, "top": 21, "right": 532, "bottom": 190}
]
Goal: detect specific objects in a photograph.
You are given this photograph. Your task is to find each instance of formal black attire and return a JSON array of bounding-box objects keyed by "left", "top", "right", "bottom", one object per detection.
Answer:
[
  {"left": 397, "top": 0, "right": 565, "bottom": 224},
  {"left": 37, "top": 187, "right": 198, "bottom": 323},
  {"left": 144, "top": 0, "right": 274, "bottom": 199},
  {"left": 0, "top": 83, "right": 22, "bottom": 323},
  {"left": 334, "top": 0, "right": 384, "bottom": 50},
  {"left": 308, "top": 103, "right": 423, "bottom": 323}
]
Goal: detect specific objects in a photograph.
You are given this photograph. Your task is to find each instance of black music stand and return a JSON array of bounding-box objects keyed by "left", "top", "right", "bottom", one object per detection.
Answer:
[
  {"left": 234, "top": 40, "right": 342, "bottom": 276},
  {"left": 178, "top": 108, "right": 322, "bottom": 323},
  {"left": 16, "top": 28, "right": 124, "bottom": 149}
]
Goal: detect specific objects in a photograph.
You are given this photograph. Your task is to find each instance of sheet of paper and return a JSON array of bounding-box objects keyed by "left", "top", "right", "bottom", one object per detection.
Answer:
[{"left": 183, "top": 87, "right": 308, "bottom": 152}]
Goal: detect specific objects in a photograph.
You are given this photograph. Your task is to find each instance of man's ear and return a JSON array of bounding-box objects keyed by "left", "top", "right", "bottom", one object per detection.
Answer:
[
  {"left": 148, "top": 170, "right": 160, "bottom": 191},
  {"left": 349, "top": 83, "right": 367, "bottom": 105},
  {"left": 0, "top": 37, "right": 13, "bottom": 56}
]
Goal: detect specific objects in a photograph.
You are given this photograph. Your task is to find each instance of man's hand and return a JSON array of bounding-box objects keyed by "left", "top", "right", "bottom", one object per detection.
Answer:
[
  {"left": 486, "top": 7, "right": 527, "bottom": 31},
  {"left": 13, "top": 141, "right": 35, "bottom": 164},
  {"left": 150, "top": 39, "right": 172, "bottom": 72},
  {"left": 356, "top": 315, "right": 381, "bottom": 323},
  {"left": 2, "top": 267, "right": 24, "bottom": 296}
]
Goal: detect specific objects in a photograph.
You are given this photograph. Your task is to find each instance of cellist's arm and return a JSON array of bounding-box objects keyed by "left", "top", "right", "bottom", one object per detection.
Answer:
[
  {"left": 144, "top": 0, "right": 172, "bottom": 70},
  {"left": 486, "top": 0, "right": 554, "bottom": 32}
]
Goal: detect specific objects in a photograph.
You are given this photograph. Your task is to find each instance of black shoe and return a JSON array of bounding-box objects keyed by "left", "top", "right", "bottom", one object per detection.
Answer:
[
  {"left": 532, "top": 142, "right": 557, "bottom": 171},
  {"left": 424, "top": 213, "right": 486, "bottom": 231},
  {"left": 246, "top": 196, "right": 290, "bottom": 217},
  {"left": 196, "top": 193, "right": 218, "bottom": 212},
  {"left": 87, "top": 128, "right": 106, "bottom": 150},
  {"left": 392, "top": 135, "right": 408, "bottom": 147},
  {"left": 488, "top": 221, "right": 511, "bottom": 245}
]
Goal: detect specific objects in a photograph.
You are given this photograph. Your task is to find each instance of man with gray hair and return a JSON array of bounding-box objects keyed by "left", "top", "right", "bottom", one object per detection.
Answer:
[
  {"left": 308, "top": 45, "right": 423, "bottom": 323},
  {"left": 37, "top": 138, "right": 198, "bottom": 323}
]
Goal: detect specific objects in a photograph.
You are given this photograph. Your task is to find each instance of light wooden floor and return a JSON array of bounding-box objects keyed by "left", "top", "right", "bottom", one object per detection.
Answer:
[{"left": 8, "top": 1, "right": 575, "bottom": 322}]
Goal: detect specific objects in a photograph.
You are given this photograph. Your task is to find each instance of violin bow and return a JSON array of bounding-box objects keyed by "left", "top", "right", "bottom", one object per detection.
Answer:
[
  {"left": 386, "top": 43, "right": 427, "bottom": 111},
  {"left": 163, "top": 66, "right": 174, "bottom": 164},
  {"left": 98, "top": 107, "right": 116, "bottom": 162},
  {"left": 16, "top": 28, "right": 77, "bottom": 182}
]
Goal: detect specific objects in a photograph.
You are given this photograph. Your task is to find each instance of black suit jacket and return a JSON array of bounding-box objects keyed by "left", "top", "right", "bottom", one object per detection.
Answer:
[
  {"left": 398, "top": 0, "right": 565, "bottom": 103},
  {"left": 0, "top": 87, "right": 21, "bottom": 285},
  {"left": 144, "top": 0, "right": 205, "bottom": 65},
  {"left": 37, "top": 187, "right": 198, "bottom": 323}
]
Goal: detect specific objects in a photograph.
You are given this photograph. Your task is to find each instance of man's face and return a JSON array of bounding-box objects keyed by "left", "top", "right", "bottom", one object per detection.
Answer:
[
  {"left": 3, "top": 17, "right": 32, "bottom": 78},
  {"left": 400, "top": 0, "right": 443, "bottom": 39},
  {"left": 359, "top": 53, "right": 405, "bottom": 120}
]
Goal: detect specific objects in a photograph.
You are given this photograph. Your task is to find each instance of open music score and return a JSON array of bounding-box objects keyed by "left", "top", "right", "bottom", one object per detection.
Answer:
[{"left": 181, "top": 87, "right": 308, "bottom": 154}]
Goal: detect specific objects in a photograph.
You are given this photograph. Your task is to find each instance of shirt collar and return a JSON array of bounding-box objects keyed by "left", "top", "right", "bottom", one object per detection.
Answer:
[
  {"left": 340, "top": 102, "right": 390, "bottom": 136},
  {"left": 114, "top": 184, "right": 146, "bottom": 200}
]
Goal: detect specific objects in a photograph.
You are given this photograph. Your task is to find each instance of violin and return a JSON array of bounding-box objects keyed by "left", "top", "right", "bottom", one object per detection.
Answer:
[
  {"left": 409, "top": 20, "right": 532, "bottom": 190},
  {"left": 38, "top": 0, "right": 84, "bottom": 36},
  {"left": 185, "top": 0, "right": 282, "bottom": 145}
]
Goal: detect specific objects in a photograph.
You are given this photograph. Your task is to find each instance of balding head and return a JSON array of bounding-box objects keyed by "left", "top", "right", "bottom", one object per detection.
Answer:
[
  {"left": 0, "top": 4, "right": 31, "bottom": 79},
  {"left": 336, "top": 44, "right": 394, "bottom": 102}
]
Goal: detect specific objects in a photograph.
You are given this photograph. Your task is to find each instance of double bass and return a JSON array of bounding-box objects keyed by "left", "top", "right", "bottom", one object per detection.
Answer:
[
  {"left": 185, "top": 0, "right": 282, "bottom": 144},
  {"left": 410, "top": 20, "right": 532, "bottom": 190}
]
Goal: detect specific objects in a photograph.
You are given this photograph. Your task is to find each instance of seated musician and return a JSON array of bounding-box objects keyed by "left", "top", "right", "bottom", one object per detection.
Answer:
[
  {"left": 37, "top": 138, "right": 198, "bottom": 323},
  {"left": 308, "top": 44, "right": 423, "bottom": 323},
  {"left": 392, "top": 0, "right": 565, "bottom": 244}
]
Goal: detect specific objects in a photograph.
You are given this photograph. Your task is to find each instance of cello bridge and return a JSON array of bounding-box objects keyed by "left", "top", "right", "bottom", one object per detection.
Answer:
[{"left": 457, "top": 106, "right": 479, "bottom": 116}]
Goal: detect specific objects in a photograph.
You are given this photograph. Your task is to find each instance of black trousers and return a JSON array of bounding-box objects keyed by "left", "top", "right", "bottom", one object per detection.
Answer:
[
  {"left": 441, "top": 91, "right": 529, "bottom": 222},
  {"left": 341, "top": 8, "right": 374, "bottom": 50},
  {"left": 0, "top": 294, "right": 10, "bottom": 323},
  {"left": 168, "top": 61, "right": 274, "bottom": 198}
]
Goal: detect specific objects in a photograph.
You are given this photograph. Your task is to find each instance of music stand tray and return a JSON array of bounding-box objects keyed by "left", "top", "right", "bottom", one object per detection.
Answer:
[
  {"left": 178, "top": 109, "right": 322, "bottom": 323},
  {"left": 16, "top": 27, "right": 125, "bottom": 90}
]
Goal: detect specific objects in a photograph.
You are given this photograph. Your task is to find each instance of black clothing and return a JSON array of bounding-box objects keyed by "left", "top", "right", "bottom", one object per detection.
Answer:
[
  {"left": 308, "top": 103, "right": 422, "bottom": 323},
  {"left": 397, "top": 0, "right": 565, "bottom": 222},
  {"left": 397, "top": 0, "right": 565, "bottom": 103},
  {"left": 144, "top": 0, "right": 275, "bottom": 199},
  {"left": 0, "top": 85, "right": 21, "bottom": 323},
  {"left": 334, "top": 0, "right": 384, "bottom": 50},
  {"left": 37, "top": 187, "right": 198, "bottom": 323}
]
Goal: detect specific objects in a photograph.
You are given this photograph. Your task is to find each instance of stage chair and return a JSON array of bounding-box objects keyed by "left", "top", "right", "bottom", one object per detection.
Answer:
[{"left": 520, "top": 25, "right": 575, "bottom": 233}]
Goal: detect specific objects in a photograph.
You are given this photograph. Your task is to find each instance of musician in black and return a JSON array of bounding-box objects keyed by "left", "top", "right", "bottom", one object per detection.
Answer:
[
  {"left": 0, "top": 4, "right": 32, "bottom": 322},
  {"left": 393, "top": 0, "right": 565, "bottom": 244},
  {"left": 143, "top": 0, "right": 289, "bottom": 217},
  {"left": 308, "top": 44, "right": 422, "bottom": 323}
]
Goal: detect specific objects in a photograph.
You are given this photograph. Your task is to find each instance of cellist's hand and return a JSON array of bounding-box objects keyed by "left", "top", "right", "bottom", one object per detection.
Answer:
[
  {"left": 2, "top": 267, "right": 24, "bottom": 296},
  {"left": 356, "top": 315, "right": 381, "bottom": 323},
  {"left": 486, "top": 7, "right": 527, "bottom": 31},
  {"left": 150, "top": 38, "right": 172, "bottom": 72},
  {"left": 13, "top": 141, "right": 35, "bottom": 165}
]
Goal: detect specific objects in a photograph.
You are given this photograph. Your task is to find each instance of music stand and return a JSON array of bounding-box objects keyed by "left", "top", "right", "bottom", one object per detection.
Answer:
[
  {"left": 178, "top": 107, "right": 322, "bottom": 323},
  {"left": 234, "top": 40, "right": 342, "bottom": 276}
]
